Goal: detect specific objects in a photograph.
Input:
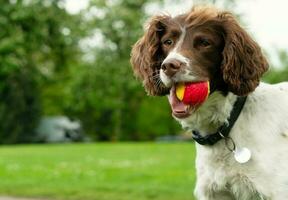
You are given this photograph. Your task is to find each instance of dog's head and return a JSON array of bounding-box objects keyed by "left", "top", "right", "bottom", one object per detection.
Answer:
[{"left": 131, "top": 6, "right": 268, "bottom": 118}]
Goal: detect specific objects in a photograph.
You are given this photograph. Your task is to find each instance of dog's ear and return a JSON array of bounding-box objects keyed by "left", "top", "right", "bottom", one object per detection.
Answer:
[
  {"left": 219, "top": 12, "right": 269, "bottom": 96},
  {"left": 130, "top": 15, "right": 171, "bottom": 96}
]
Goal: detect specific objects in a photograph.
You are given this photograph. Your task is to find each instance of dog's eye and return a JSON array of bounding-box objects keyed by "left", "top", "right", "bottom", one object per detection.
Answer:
[
  {"left": 198, "top": 38, "right": 210, "bottom": 47},
  {"left": 163, "top": 39, "right": 173, "bottom": 46}
]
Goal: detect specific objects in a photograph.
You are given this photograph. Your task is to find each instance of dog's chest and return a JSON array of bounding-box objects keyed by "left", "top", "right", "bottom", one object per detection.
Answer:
[
  {"left": 216, "top": 168, "right": 265, "bottom": 200},
  {"left": 196, "top": 144, "right": 267, "bottom": 200}
]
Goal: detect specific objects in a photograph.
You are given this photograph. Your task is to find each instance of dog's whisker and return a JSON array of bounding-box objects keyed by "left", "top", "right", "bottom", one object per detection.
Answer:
[{"left": 151, "top": 73, "right": 160, "bottom": 80}]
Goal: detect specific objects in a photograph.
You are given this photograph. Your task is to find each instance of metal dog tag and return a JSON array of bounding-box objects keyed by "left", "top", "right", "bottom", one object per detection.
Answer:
[{"left": 233, "top": 147, "right": 251, "bottom": 164}]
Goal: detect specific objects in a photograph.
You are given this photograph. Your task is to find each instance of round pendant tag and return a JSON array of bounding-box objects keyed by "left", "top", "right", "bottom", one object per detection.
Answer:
[{"left": 234, "top": 147, "right": 251, "bottom": 164}]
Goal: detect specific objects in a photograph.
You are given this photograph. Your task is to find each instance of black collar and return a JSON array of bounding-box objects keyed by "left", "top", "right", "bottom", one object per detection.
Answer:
[{"left": 192, "top": 96, "right": 247, "bottom": 146}]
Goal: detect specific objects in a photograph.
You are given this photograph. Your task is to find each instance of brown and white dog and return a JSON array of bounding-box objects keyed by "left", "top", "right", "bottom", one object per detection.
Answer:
[{"left": 131, "top": 6, "right": 288, "bottom": 200}]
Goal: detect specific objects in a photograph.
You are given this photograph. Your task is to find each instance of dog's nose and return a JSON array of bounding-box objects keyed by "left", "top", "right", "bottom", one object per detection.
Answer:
[{"left": 161, "top": 59, "right": 183, "bottom": 77}]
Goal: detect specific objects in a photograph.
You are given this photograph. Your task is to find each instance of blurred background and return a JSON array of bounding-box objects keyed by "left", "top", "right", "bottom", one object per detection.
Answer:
[{"left": 0, "top": 0, "right": 287, "bottom": 199}]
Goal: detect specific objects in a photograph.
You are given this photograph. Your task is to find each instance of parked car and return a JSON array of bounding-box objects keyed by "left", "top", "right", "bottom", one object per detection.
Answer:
[{"left": 35, "top": 116, "right": 85, "bottom": 143}]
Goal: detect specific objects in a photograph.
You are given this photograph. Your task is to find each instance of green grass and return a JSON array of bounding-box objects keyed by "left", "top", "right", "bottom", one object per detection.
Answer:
[{"left": 0, "top": 142, "right": 196, "bottom": 200}]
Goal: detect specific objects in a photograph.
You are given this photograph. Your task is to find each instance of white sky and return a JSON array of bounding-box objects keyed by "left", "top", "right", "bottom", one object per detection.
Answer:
[
  {"left": 65, "top": 0, "right": 288, "bottom": 66},
  {"left": 237, "top": 0, "right": 288, "bottom": 66},
  {"left": 64, "top": 0, "right": 89, "bottom": 14}
]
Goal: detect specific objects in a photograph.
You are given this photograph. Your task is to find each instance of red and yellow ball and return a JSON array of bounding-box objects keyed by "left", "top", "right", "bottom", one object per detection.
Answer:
[{"left": 175, "top": 81, "right": 210, "bottom": 105}]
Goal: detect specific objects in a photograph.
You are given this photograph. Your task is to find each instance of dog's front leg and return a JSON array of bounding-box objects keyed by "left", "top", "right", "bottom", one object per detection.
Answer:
[
  {"left": 194, "top": 182, "right": 235, "bottom": 200},
  {"left": 194, "top": 189, "right": 235, "bottom": 200}
]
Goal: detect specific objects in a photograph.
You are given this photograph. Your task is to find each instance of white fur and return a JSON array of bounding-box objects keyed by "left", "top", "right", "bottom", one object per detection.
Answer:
[
  {"left": 161, "top": 27, "right": 201, "bottom": 86},
  {"left": 159, "top": 69, "right": 172, "bottom": 87},
  {"left": 160, "top": 67, "right": 201, "bottom": 85},
  {"left": 162, "top": 27, "right": 189, "bottom": 67},
  {"left": 176, "top": 82, "right": 288, "bottom": 200},
  {"left": 173, "top": 26, "right": 186, "bottom": 51},
  {"left": 163, "top": 51, "right": 190, "bottom": 66}
]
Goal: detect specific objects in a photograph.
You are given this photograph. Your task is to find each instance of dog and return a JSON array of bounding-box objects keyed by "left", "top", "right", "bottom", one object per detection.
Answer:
[{"left": 130, "top": 6, "right": 288, "bottom": 200}]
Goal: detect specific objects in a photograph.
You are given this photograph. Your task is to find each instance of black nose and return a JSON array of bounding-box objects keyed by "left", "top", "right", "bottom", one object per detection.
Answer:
[{"left": 161, "top": 59, "right": 183, "bottom": 77}]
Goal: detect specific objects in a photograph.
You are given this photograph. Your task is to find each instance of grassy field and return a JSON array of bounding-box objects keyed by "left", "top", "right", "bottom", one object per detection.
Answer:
[{"left": 0, "top": 142, "right": 196, "bottom": 200}]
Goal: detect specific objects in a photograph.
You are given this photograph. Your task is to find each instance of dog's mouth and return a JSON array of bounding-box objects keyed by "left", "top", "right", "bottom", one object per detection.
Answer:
[
  {"left": 168, "top": 85, "right": 190, "bottom": 118},
  {"left": 167, "top": 85, "right": 195, "bottom": 118},
  {"left": 167, "top": 81, "right": 210, "bottom": 118}
]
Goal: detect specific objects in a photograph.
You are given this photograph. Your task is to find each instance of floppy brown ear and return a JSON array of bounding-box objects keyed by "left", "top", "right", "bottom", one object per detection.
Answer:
[
  {"left": 130, "top": 15, "right": 171, "bottom": 96},
  {"left": 219, "top": 12, "right": 269, "bottom": 96}
]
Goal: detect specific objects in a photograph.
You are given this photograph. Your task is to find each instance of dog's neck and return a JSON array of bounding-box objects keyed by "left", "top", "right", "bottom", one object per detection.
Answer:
[{"left": 176, "top": 91, "right": 238, "bottom": 136}]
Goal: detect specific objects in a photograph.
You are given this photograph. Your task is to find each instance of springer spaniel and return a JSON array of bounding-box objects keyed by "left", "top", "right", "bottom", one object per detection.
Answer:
[{"left": 130, "top": 6, "right": 288, "bottom": 200}]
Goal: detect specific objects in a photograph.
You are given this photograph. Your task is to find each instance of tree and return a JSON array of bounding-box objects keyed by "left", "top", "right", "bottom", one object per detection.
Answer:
[
  {"left": 0, "top": 0, "right": 83, "bottom": 143},
  {"left": 66, "top": 0, "right": 181, "bottom": 140}
]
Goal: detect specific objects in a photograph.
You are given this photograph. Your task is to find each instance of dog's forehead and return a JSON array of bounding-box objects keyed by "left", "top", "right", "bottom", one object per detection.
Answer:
[
  {"left": 172, "top": 9, "right": 219, "bottom": 30},
  {"left": 162, "top": 16, "right": 184, "bottom": 33},
  {"left": 172, "top": 14, "right": 187, "bottom": 28},
  {"left": 172, "top": 13, "right": 203, "bottom": 31}
]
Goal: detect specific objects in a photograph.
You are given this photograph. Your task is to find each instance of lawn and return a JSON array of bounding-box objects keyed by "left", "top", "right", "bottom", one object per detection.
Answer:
[{"left": 0, "top": 142, "right": 196, "bottom": 200}]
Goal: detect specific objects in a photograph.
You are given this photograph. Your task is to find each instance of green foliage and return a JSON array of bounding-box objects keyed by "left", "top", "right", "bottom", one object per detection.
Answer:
[
  {"left": 0, "top": 143, "right": 196, "bottom": 200},
  {"left": 65, "top": 0, "right": 181, "bottom": 141},
  {"left": 263, "top": 50, "right": 288, "bottom": 83},
  {"left": 0, "top": 0, "right": 181, "bottom": 143},
  {"left": 2, "top": 0, "right": 287, "bottom": 143},
  {"left": 0, "top": 0, "right": 82, "bottom": 143},
  {"left": 0, "top": 1, "right": 42, "bottom": 143}
]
